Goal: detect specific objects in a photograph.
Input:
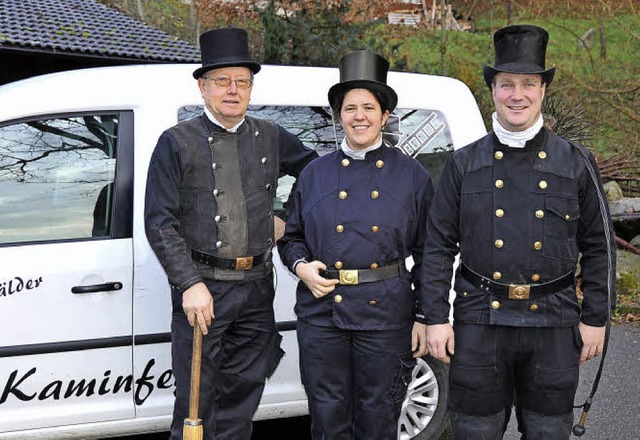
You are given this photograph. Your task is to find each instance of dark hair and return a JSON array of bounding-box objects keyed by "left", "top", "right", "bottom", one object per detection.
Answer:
[{"left": 331, "top": 87, "right": 391, "bottom": 121}]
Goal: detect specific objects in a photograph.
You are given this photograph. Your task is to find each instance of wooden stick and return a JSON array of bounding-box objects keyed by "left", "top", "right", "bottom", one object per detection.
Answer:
[{"left": 183, "top": 325, "right": 203, "bottom": 440}]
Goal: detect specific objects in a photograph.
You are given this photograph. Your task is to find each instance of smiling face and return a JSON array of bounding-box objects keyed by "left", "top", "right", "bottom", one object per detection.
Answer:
[
  {"left": 492, "top": 72, "right": 546, "bottom": 132},
  {"left": 339, "top": 88, "right": 390, "bottom": 150},
  {"left": 197, "top": 66, "right": 253, "bottom": 129}
]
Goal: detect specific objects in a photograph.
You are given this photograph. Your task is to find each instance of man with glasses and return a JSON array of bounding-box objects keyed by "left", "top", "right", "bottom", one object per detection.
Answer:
[{"left": 144, "top": 28, "right": 317, "bottom": 440}]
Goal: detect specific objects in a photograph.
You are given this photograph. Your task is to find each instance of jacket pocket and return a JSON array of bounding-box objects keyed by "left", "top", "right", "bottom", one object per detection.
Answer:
[
  {"left": 544, "top": 196, "right": 580, "bottom": 239},
  {"left": 543, "top": 196, "right": 580, "bottom": 261}
]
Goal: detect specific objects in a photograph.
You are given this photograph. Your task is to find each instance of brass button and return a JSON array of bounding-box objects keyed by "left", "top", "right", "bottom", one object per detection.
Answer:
[
  {"left": 376, "top": 160, "right": 384, "bottom": 169},
  {"left": 496, "top": 209, "right": 505, "bottom": 218},
  {"left": 336, "top": 225, "right": 344, "bottom": 233},
  {"left": 334, "top": 295, "right": 343, "bottom": 303},
  {"left": 538, "top": 151, "right": 547, "bottom": 159},
  {"left": 495, "top": 239, "right": 504, "bottom": 249},
  {"left": 342, "top": 158, "right": 350, "bottom": 167},
  {"left": 370, "top": 263, "right": 379, "bottom": 269},
  {"left": 335, "top": 261, "right": 343, "bottom": 269},
  {"left": 371, "top": 225, "right": 379, "bottom": 233},
  {"left": 463, "top": 291, "right": 468, "bottom": 297},
  {"left": 371, "top": 190, "right": 379, "bottom": 199},
  {"left": 339, "top": 190, "right": 348, "bottom": 199},
  {"left": 534, "top": 241, "right": 543, "bottom": 250},
  {"left": 529, "top": 303, "right": 539, "bottom": 311},
  {"left": 535, "top": 210, "right": 544, "bottom": 219},
  {"left": 495, "top": 179, "right": 504, "bottom": 189},
  {"left": 495, "top": 151, "right": 504, "bottom": 160},
  {"left": 539, "top": 181, "right": 547, "bottom": 189},
  {"left": 493, "top": 271, "right": 501, "bottom": 280},
  {"left": 565, "top": 214, "right": 570, "bottom": 220},
  {"left": 491, "top": 300, "right": 501, "bottom": 309},
  {"left": 369, "top": 300, "right": 377, "bottom": 305},
  {"left": 531, "top": 274, "right": 541, "bottom": 282}
]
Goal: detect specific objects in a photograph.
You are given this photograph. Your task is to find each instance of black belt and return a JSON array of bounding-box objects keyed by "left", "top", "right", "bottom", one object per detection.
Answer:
[
  {"left": 320, "top": 263, "right": 403, "bottom": 285},
  {"left": 461, "top": 263, "right": 574, "bottom": 300},
  {"left": 192, "top": 249, "right": 270, "bottom": 271}
]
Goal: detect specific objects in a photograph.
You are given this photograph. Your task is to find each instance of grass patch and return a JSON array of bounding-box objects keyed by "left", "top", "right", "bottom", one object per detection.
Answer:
[
  {"left": 614, "top": 272, "right": 640, "bottom": 324},
  {"left": 367, "top": 13, "right": 639, "bottom": 158}
]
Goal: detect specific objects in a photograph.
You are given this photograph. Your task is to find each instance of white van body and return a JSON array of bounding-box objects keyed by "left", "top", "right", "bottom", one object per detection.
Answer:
[{"left": 0, "top": 64, "right": 486, "bottom": 439}]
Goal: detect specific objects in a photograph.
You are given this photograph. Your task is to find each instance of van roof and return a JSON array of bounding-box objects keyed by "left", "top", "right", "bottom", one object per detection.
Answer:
[{"left": 0, "top": 63, "right": 486, "bottom": 148}]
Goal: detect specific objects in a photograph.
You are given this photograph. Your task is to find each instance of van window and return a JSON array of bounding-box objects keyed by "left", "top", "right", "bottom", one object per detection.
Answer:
[
  {"left": 0, "top": 114, "right": 118, "bottom": 244},
  {"left": 178, "top": 106, "right": 453, "bottom": 215}
]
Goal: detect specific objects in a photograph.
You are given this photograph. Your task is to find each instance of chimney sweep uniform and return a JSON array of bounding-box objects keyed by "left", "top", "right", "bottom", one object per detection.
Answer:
[
  {"left": 278, "top": 50, "right": 434, "bottom": 440},
  {"left": 144, "top": 28, "right": 317, "bottom": 440},
  {"left": 422, "top": 25, "right": 616, "bottom": 439}
]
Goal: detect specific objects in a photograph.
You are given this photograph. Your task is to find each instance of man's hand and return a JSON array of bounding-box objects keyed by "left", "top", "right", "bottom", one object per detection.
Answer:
[
  {"left": 426, "top": 323, "right": 455, "bottom": 363},
  {"left": 578, "top": 322, "right": 606, "bottom": 365},
  {"left": 295, "top": 261, "right": 339, "bottom": 299},
  {"left": 182, "top": 282, "right": 214, "bottom": 335},
  {"left": 412, "top": 322, "right": 428, "bottom": 358}
]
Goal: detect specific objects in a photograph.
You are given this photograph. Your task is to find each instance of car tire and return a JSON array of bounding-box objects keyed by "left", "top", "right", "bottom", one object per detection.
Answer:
[{"left": 397, "top": 354, "right": 450, "bottom": 440}]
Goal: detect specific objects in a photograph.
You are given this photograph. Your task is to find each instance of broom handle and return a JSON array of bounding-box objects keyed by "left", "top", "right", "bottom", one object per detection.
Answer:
[{"left": 188, "top": 324, "right": 203, "bottom": 420}]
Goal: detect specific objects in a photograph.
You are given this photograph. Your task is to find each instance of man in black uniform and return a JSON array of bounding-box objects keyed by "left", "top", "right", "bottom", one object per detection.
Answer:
[
  {"left": 144, "top": 28, "right": 317, "bottom": 440},
  {"left": 421, "top": 25, "right": 616, "bottom": 439}
]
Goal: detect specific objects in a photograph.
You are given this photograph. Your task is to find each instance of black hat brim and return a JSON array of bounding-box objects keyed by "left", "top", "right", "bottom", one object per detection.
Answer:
[
  {"left": 328, "top": 80, "right": 398, "bottom": 112},
  {"left": 483, "top": 64, "right": 556, "bottom": 89},
  {"left": 193, "top": 61, "right": 261, "bottom": 79}
]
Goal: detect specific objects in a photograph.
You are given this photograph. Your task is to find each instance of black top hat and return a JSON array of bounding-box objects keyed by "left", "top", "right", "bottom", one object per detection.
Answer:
[
  {"left": 483, "top": 24, "right": 555, "bottom": 89},
  {"left": 193, "top": 28, "right": 261, "bottom": 79},
  {"left": 328, "top": 50, "right": 398, "bottom": 112}
]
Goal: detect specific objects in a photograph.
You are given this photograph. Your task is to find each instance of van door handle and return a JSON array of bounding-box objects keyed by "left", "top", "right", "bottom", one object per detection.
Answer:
[{"left": 71, "top": 282, "right": 123, "bottom": 294}]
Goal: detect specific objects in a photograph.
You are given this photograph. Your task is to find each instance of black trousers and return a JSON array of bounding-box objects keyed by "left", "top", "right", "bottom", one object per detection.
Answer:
[
  {"left": 297, "top": 319, "right": 415, "bottom": 440},
  {"left": 169, "top": 277, "right": 284, "bottom": 440},
  {"left": 448, "top": 323, "right": 582, "bottom": 440}
]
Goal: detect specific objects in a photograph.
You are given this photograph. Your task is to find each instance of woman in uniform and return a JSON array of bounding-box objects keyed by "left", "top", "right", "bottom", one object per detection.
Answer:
[{"left": 277, "top": 50, "right": 434, "bottom": 440}]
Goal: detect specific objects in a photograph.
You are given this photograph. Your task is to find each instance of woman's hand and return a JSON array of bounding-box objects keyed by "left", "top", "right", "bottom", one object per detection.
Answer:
[{"left": 295, "top": 261, "right": 340, "bottom": 299}]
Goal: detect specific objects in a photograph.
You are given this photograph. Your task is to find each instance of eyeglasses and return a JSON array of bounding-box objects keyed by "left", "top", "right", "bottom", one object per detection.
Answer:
[{"left": 202, "top": 76, "right": 253, "bottom": 89}]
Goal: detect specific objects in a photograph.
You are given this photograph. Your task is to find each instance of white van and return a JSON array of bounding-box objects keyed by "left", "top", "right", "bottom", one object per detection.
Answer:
[{"left": 0, "top": 63, "right": 486, "bottom": 439}]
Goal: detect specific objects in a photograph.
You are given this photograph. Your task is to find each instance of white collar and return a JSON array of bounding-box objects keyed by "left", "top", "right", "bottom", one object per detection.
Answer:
[
  {"left": 492, "top": 112, "right": 543, "bottom": 148},
  {"left": 204, "top": 106, "right": 244, "bottom": 133},
  {"left": 340, "top": 136, "right": 383, "bottom": 160}
]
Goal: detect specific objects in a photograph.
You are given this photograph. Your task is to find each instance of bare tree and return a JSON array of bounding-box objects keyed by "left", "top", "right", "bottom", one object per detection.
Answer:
[
  {"left": 507, "top": 0, "right": 514, "bottom": 25},
  {"left": 136, "top": 0, "right": 145, "bottom": 21},
  {"left": 440, "top": 0, "right": 447, "bottom": 74},
  {"left": 598, "top": 17, "right": 607, "bottom": 60}
]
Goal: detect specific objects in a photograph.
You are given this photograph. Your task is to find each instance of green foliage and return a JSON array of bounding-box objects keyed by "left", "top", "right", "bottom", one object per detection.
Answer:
[
  {"left": 618, "top": 272, "right": 639, "bottom": 295},
  {"left": 364, "top": 12, "right": 639, "bottom": 158},
  {"left": 95, "top": 0, "right": 638, "bottom": 157},
  {"left": 265, "top": 2, "right": 371, "bottom": 66},
  {"left": 615, "top": 272, "right": 640, "bottom": 319},
  {"left": 98, "top": 0, "right": 196, "bottom": 44},
  {"left": 260, "top": 0, "right": 288, "bottom": 64}
]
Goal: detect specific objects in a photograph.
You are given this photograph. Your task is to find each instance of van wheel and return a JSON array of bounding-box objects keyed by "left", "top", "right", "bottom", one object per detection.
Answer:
[{"left": 397, "top": 354, "right": 449, "bottom": 440}]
